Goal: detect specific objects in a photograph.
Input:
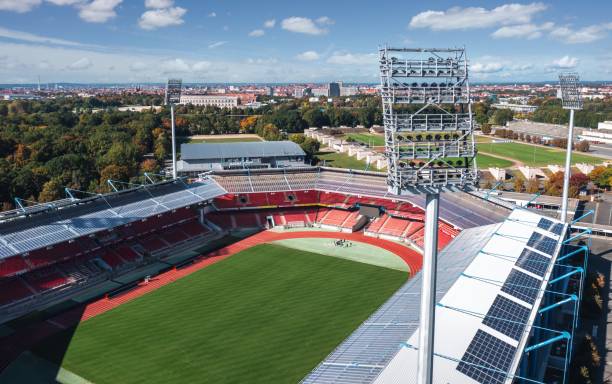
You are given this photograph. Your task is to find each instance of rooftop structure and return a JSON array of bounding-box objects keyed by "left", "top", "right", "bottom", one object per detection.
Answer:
[{"left": 177, "top": 141, "right": 307, "bottom": 174}]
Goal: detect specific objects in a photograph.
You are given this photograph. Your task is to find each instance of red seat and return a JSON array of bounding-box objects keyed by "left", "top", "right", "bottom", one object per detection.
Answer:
[
  {"left": 0, "top": 256, "right": 29, "bottom": 277},
  {"left": 0, "top": 278, "right": 33, "bottom": 306}
]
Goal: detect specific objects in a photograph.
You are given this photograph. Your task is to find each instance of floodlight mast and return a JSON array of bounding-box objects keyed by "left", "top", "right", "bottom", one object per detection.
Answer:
[
  {"left": 558, "top": 73, "right": 583, "bottom": 223},
  {"left": 379, "top": 46, "right": 477, "bottom": 384},
  {"left": 165, "top": 79, "right": 183, "bottom": 179}
]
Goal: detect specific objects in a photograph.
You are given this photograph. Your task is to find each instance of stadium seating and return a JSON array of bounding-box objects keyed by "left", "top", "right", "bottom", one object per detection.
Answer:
[
  {"left": 179, "top": 220, "right": 210, "bottom": 238},
  {"left": 0, "top": 256, "right": 30, "bottom": 277},
  {"left": 319, "top": 209, "right": 353, "bottom": 227},
  {"left": 24, "top": 268, "right": 70, "bottom": 292},
  {"left": 0, "top": 278, "right": 34, "bottom": 306}
]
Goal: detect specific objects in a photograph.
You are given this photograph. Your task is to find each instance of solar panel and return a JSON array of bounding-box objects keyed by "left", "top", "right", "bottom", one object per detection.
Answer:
[
  {"left": 456, "top": 330, "right": 517, "bottom": 384},
  {"left": 482, "top": 295, "right": 530, "bottom": 341},
  {"left": 515, "top": 248, "right": 550, "bottom": 277},
  {"left": 501, "top": 269, "right": 541, "bottom": 304},
  {"left": 551, "top": 223, "right": 564, "bottom": 236},
  {"left": 537, "top": 218, "right": 553, "bottom": 231},
  {"left": 527, "top": 232, "right": 557, "bottom": 255}
]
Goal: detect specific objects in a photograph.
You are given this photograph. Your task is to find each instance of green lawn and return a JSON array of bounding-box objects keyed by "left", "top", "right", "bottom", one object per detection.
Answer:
[
  {"left": 317, "top": 151, "right": 379, "bottom": 171},
  {"left": 344, "top": 133, "right": 385, "bottom": 147},
  {"left": 476, "top": 153, "right": 514, "bottom": 168},
  {"left": 32, "top": 244, "right": 405, "bottom": 384},
  {"left": 477, "top": 141, "right": 605, "bottom": 166}
]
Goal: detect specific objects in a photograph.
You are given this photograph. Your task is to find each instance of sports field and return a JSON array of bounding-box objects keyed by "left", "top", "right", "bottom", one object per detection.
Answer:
[
  {"left": 478, "top": 141, "right": 604, "bottom": 166},
  {"left": 317, "top": 150, "right": 378, "bottom": 171},
  {"left": 31, "top": 244, "right": 405, "bottom": 384},
  {"left": 344, "top": 132, "right": 385, "bottom": 146}
]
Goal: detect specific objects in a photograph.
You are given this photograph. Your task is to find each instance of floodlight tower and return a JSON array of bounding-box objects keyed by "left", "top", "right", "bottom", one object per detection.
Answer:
[
  {"left": 558, "top": 73, "right": 583, "bottom": 223},
  {"left": 379, "top": 47, "right": 478, "bottom": 384},
  {"left": 165, "top": 79, "right": 183, "bottom": 179}
]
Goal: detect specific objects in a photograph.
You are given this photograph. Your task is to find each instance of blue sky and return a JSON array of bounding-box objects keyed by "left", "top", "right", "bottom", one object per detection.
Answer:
[{"left": 0, "top": 0, "right": 610, "bottom": 83}]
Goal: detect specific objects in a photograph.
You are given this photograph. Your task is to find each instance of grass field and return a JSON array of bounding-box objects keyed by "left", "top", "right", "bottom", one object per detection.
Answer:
[
  {"left": 317, "top": 150, "right": 378, "bottom": 171},
  {"left": 477, "top": 141, "right": 605, "bottom": 166},
  {"left": 476, "top": 153, "right": 514, "bottom": 168},
  {"left": 31, "top": 244, "right": 405, "bottom": 384},
  {"left": 344, "top": 133, "right": 385, "bottom": 147}
]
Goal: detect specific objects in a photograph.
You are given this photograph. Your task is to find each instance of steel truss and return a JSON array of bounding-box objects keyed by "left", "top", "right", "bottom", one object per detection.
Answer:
[{"left": 379, "top": 47, "right": 478, "bottom": 193}]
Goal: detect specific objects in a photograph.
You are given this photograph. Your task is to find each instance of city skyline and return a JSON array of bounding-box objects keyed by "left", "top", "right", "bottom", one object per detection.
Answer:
[{"left": 0, "top": 0, "right": 610, "bottom": 83}]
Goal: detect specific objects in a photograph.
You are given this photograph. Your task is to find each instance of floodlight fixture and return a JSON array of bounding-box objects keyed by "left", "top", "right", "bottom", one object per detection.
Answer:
[
  {"left": 558, "top": 72, "right": 582, "bottom": 222},
  {"left": 165, "top": 78, "right": 183, "bottom": 105},
  {"left": 379, "top": 46, "right": 477, "bottom": 384},
  {"left": 559, "top": 72, "right": 583, "bottom": 110}
]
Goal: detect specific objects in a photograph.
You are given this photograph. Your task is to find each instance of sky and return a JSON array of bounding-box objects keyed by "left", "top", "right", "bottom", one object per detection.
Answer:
[{"left": 0, "top": 0, "right": 610, "bottom": 83}]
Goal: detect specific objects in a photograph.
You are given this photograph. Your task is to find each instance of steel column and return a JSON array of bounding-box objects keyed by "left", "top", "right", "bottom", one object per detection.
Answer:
[
  {"left": 560, "top": 109, "right": 574, "bottom": 222},
  {"left": 417, "top": 192, "right": 439, "bottom": 384},
  {"left": 171, "top": 103, "right": 177, "bottom": 179}
]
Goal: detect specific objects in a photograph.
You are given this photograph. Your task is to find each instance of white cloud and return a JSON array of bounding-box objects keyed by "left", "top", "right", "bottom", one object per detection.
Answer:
[
  {"left": 139, "top": 6, "right": 186, "bottom": 30},
  {"left": 208, "top": 41, "right": 226, "bottom": 49},
  {"left": 145, "top": 0, "right": 173, "bottom": 8},
  {"left": 249, "top": 29, "right": 265, "bottom": 37},
  {"left": 264, "top": 19, "right": 275, "bottom": 28},
  {"left": 246, "top": 58, "right": 278, "bottom": 65},
  {"left": 129, "top": 62, "right": 147, "bottom": 71},
  {"left": 192, "top": 61, "right": 211, "bottom": 72},
  {"left": 296, "top": 50, "right": 320, "bottom": 61},
  {"left": 208, "top": 11, "right": 216, "bottom": 17},
  {"left": 492, "top": 22, "right": 554, "bottom": 40},
  {"left": 161, "top": 58, "right": 190, "bottom": 73},
  {"left": 0, "top": 0, "right": 41, "bottom": 13},
  {"left": 550, "top": 23, "right": 612, "bottom": 44},
  {"left": 67, "top": 57, "right": 93, "bottom": 70},
  {"left": 46, "top": 0, "right": 84, "bottom": 5},
  {"left": 316, "top": 16, "right": 334, "bottom": 25},
  {"left": 552, "top": 55, "right": 578, "bottom": 68},
  {"left": 409, "top": 3, "right": 547, "bottom": 30},
  {"left": 78, "top": 0, "right": 122, "bottom": 23},
  {"left": 0, "top": 26, "right": 87, "bottom": 47},
  {"left": 471, "top": 62, "right": 504, "bottom": 73},
  {"left": 327, "top": 52, "right": 377, "bottom": 65},
  {"left": 281, "top": 17, "right": 328, "bottom": 35}
]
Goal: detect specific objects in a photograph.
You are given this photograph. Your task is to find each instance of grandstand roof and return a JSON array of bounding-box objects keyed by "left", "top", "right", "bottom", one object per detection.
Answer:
[
  {"left": 0, "top": 178, "right": 226, "bottom": 260},
  {"left": 181, "top": 141, "right": 305, "bottom": 160},
  {"left": 303, "top": 208, "right": 567, "bottom": 384}
]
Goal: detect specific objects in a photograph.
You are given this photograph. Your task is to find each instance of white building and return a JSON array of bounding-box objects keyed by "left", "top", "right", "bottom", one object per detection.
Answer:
[{"left": 179, "top": 95, "right": 239, "bottom": 108}]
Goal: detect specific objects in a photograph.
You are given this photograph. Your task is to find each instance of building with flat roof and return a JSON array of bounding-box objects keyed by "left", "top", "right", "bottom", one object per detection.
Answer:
[
  {"left": 177, "top": 141, "right": 307, "bottom": 174},
  {"left": 179, "top": 95, "right": 239, "bottom": 108}
]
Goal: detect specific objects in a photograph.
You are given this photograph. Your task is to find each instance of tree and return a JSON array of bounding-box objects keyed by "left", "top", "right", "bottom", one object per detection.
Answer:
[
  {"left": 260, "top": 123, "right": 281, "bottom": 141},
  {"left": 491, "top": 109, "right": 513, "bottom": 126},
  {"left": 526, "top": 178, "right": 540, "bottom": 194},
  {"left": 513, "top": 176, "right": 525, "bottom": 192},
  {"left": 38, "top": 178, "right": 63, "bottom": 202},
  {"left": 589, "top": 166, "right": 612, "bottom": 188},
  {"left": 302, "top": 108, "right": 329, "bottom": 127},
  {"left": 575, "top": 140, "right": 590, "bottom": 152},
  {"left": 299, "top": 138, "right": 320, "bottom": 158},
  {"left": 481, "top": 123, "right": 492, "bottom": 135},
  {"left": 544, "top": 171, "right": 564, "bottom": 196}
]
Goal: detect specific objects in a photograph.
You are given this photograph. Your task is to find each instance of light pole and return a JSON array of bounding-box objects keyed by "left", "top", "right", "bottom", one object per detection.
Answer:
[
  {"left": 379, "top": 47, "right": 477, "bottom": 384},
  {"left": 165, "top": 79, "right": 183, "bottom": 179},
  {"left": 558, "top": 73, "right": 583, "bottom": 222}
]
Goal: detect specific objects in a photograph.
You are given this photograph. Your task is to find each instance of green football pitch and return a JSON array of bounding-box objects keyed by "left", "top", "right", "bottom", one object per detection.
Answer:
[{"left": 30, "top": 244, "right": 406, "bottom": 384}]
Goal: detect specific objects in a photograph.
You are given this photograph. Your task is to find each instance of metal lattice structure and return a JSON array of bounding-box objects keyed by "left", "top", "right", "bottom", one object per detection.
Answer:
[
  {"left": 379, "top": 47, "right": 478, "bottom": 193},
  {"left": 558, "top": 72, "right": 583, "bottom": 110},
  {"left": 165, "top": 79, "right": 183, "bottom": 105}
]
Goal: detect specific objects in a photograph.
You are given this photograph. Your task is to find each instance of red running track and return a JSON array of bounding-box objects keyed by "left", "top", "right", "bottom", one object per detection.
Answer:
[{"left": 0, "top": 231, "right": 421, "bottom": 371}]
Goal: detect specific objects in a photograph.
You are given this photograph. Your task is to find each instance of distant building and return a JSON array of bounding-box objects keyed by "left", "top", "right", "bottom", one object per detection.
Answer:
[
  {"left": 491, "top": 102, "right": 537, "bottom": 113},
  {"left": 328, "top": 82, "right": 341, "bottom": 98},
  {"left": 2, "top": 94, "right": 42, "bottom": 101},
  {"left": 177, "top": 141, "right": 307, "bottom": 175},
  {"left": 179, "top": 95, "right": 239, "bottom": 108}
]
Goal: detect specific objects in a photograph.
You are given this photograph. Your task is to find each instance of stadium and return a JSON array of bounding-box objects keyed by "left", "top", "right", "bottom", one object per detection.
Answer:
[{"left": 0, "top": 166, "right": 588, "bottom": 383}]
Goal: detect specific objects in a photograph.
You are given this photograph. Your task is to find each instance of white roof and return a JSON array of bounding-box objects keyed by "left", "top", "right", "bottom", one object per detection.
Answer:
[{"left": 374, "top": 209, "right": 566, "bottom": 384}]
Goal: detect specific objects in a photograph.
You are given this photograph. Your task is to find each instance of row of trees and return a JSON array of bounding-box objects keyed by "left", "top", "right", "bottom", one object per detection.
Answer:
[
  {"left": 489, "top": 128, "right": 590, "bottom": 152},
  {"left": 532, "top": 97, "right": 612, "bottom": 129}
]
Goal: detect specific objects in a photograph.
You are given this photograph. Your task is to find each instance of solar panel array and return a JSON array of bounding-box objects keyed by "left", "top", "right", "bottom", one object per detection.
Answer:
[
  {"left": 536, "top": 218, "right": 564, "bottom": 236},
  {"left": 0, "top": 180, "right": 226, "bottom": 259},
  {"left": 501, "top": 269, "right": 541, "bottom": 305},
  {"left": 526, "top": 232, "right": 557, "bottom": 255},
  {"left": 456, "top": 330, "right": 517, "bottom": 384},
  {"left": 515, "top": 249, "right": 550, "bottom": 277},
  {"left": 482, "top": 296, "right": 530, "bottom": 341}
]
